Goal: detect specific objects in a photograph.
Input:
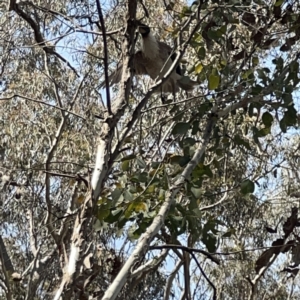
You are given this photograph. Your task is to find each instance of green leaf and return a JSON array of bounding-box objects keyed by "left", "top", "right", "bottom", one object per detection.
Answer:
[
  {"left": 166, "top": 213, "right": 186, "bottom": 235},
  {"left": 111, "top": 188, "right": 122, "bottom": 203},
  {"left": 97, "top": 202, "right": 111, "bottom": 220},
  {"left": 136, "top": 157, "right": 147, "bottom": 168},
  {"left": 134, "top": 201, "right": 148, "bottom": 212},
  {"left": 285, "top": 85, "right": 293, "bottom": 93},
  {"left": 121, "top": 160, "right": 130, "bottom": 171},
  {"left": 280, "top": 106, "right": 297, "bottom": 132},
  {"left": 248, "top": 103, "right": 254, "bottom": 117},
  {"left": 208, "top": 74, "right": 220, "bottom": 90},
  {"left": 181, "top": 5, "right": 192, "bottom": 16},
  {"left": 219, "top": 25, "right": 227, "bottom": 34},
  {"left": 191, "top": 187, "right": 202, "bottom": 198},
  {"left": 128, "top": 225, "right": 140, "bottom": 240},
  {"left": 146, "top": 185, "right": 156, "bottom": 193},
  {"left": 262, "top": 112, "right": 273, "bottom": 127},
  {"left": 222, "top": 230, "right": 233, "bottom": 238},
  {"left": 240, "top": 179, "right": 255, "bottom": 194},
  {"left": 197, "top": 47, "right": 206, "bottom": 60},
  {"left": 274, "top": 0, "right": 284, "bottom": 6},
  {"left": 170, "top": 104, "right": 180, "bottom": 114},
  {"left": 273, "top": 57, "right": 284, "bottom": 72},
  {"left": 172, "top": 111, "right": 184, "bottom": 121},
  {"left": 130, "top": 219, "right": 153, "bottom": 239},
  {"left": 192, "top": 121, "right": 199, "bottom": 135},
  {"left": 285, "top": 106, "right": 297, "bottom": 126},
  {"left": 257, "top": 69, "right": 268, "bottom": 85},
  {"left": 172, "top": 122, "right": 190, "bottom": 135},
  {"left": 130, "top": 172, "right": 148, "bottom": 183},
  {"left": 123, "top": 190, "right": 133, "bottom": 201},
  {"left": 279, "top": 118, "right": 287, "bottom": 133},
  {"left": 151, "top": 161, "right": 160, "bottom": 169},
  {"left": 125, "top": 201, "right": 148, "bottom": 219},
  {"left": 198, "top": 102, "right": 212, "bottom": 117},
  {"left": 190, "top": 40, "right": 201, "bottom": 48},
  {"left": 207, "top": 29, "right": 220, "bottom": 40},
  {"left": 192, "top": 163, "right": 213, "bottom": 178},
  {"left": 170, "top": 155, "right": 190, "bottom": 167},
  {"left": 234, "top": 135, "right": 251, "bottom": 150},
  {"left": 202, "top": 233, "right": 217, "bottom": 252},
  {"left": 250, "top": 84, "right": 263, "bottom": 95},
  {"left": 195, "top": 63, "right": 203, "bottom": 74},
  {"left": 104, "top": 208, "right": 123, "bottom": 223},
  {"left": 182, "top": 137, "right": 196, "bottom": 147},
  {"left": 242, "top": 69, "right": 253, "bottom": 79},
  {"left": 252, "top": 56, "right": 259, "bottom": 66},
  {"left": 289, "top": 60, "right": 299, "bottom": 73},
  {"left": 121, "top": 154, "right": 136, "bottom": 161},
  {"left": 258, "top": 127, "right": 271, "bottom": 137},
  {"left": 138, "top": 172, "right": 148, "bottom": 183}
]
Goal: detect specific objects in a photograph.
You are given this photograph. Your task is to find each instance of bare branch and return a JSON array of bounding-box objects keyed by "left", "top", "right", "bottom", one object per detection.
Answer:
[
  {"left": 96, "top": 0, "right": 112, "bottom": 114},
  {"left": 192, "top": 253, "right": 216, "bottom": 300},
  {"left": 0, "top": 235, "right": 14, "bottom": 273},
  {"left": 200, "top": 189, "right": 229, "bottom": 211},
  {"left": 12, "top": 2, "right": 79, "bottom": 76},
  {"left": 183, "top": 250, "right": 191, "bottom": 300},
  {"left": 150, "top": 244, "right": 220, "bottom": 265},
  {"left": 91, "top": 1, "right": 139, "bottom": 201},
  {"left": 44, "top": 117, "right": 67, "bottom": 244},
  {"left": 0, "top": 95, "right": 85, "bottom": 119},
  {"left": 27, "top": 209, "right": 37, "bottom": 256},
  {"left": 164, "top": 261, "right": 183, "bottom": 300},
  {"left": 0, "top": 235, "right": 13, "bottom": 300},
  {"left": 131, "top": 249, "right": 169, "bottom": 278}
]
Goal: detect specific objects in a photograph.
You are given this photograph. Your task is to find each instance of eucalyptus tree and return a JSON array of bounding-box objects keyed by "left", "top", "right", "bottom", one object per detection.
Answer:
[{"left": 1, "top": 0, "right": 300, "bottom": 299}]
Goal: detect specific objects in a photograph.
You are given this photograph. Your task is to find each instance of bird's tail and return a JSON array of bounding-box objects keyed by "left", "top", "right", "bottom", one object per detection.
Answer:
[
  {"left": 177, "top": 76, "right": 198, "bottom": 91},
  {"left": 99, "top": 66, "right": 122, "bottom": 89}
]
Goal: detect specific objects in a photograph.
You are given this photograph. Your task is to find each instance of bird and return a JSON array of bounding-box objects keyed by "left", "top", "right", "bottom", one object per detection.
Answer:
[{"left": 100, "top": 22, "right": 197, "bottom": 95}]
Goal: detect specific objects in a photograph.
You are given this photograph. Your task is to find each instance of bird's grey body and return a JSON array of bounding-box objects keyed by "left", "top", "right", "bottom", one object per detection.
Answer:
[
  {"left": 141, "top": 32, "right": 182, "bottom": 93},
  {"left": 101, "top": 22, "right": 197, "bottom": 94}
]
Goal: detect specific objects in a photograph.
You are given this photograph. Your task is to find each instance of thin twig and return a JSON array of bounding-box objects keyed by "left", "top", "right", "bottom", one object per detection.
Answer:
[
  {"left": 0, "top": 235, "right": 13, "bottom": 300},
  {"left": 152, "top": 243, "right": 217, "bottom": 299},
  {"left": 183, "top": 250, "right": 191, "bottom": 300},
  {"left": 28, "top": 208, "right": 37, "bottom": 256},
  {"left": 0, "top": 95, "right": 85, "bottom": 119},
  {"left": 200, "top": 189, "right": 229, "bottom": 211},
  {"left": 164, "top": 261, "right": 183, "bottom": 300},
  {"left": 150, "top": 244, "right": 220, "bottom": 265},
  {"left": 190, "top": 251, "right": 217, "bottom": 300},
  {"left": 14, "top": 3, "right": 79, "bottom": 76}
]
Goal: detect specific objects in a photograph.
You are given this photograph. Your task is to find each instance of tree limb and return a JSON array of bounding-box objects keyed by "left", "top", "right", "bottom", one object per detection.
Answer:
[
  {"left": 101, "top": 115, "right": 216, "bottom": 300},
  {"left": 96, "top": 0, "right": 112, "bottom": 114}
]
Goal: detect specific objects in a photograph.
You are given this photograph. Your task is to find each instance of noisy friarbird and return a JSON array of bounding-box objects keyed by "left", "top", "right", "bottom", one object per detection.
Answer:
[{"left": 101, "top": 22, "right": 197, "bottom": 94}]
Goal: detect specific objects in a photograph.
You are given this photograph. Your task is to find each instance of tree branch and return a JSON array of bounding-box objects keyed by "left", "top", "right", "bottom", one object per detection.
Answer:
[
  {"left": 102, "top": 115, "right": 216, "bottom": 300},
  {"left": 164, "top": 260, "right": 183, "bottom": 300},
  {"left": 0, "top": 235, "right": 13, "bottom": 300},
  {"left": 96, "top": 0, "right": 112, "bottom": 114},
  {"left": 150, "top": 244, "right": 220, "bottom": 265},
  {"left": 12, "top": 2, "right": 79, "bottom": 76},
  {"left": 0, "top": 95, "right": 85, "bottom": 120}
]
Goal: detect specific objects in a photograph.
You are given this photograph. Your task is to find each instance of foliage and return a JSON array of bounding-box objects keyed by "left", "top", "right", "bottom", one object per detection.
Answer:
[{"left": 1, "top": 0, "right": 300, "bottom": 299}]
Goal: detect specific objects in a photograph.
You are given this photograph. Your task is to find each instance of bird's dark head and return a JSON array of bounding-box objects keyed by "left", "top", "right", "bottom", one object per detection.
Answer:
[{"left": 136, "top": 21, "right": 150, "bottom": 37}]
